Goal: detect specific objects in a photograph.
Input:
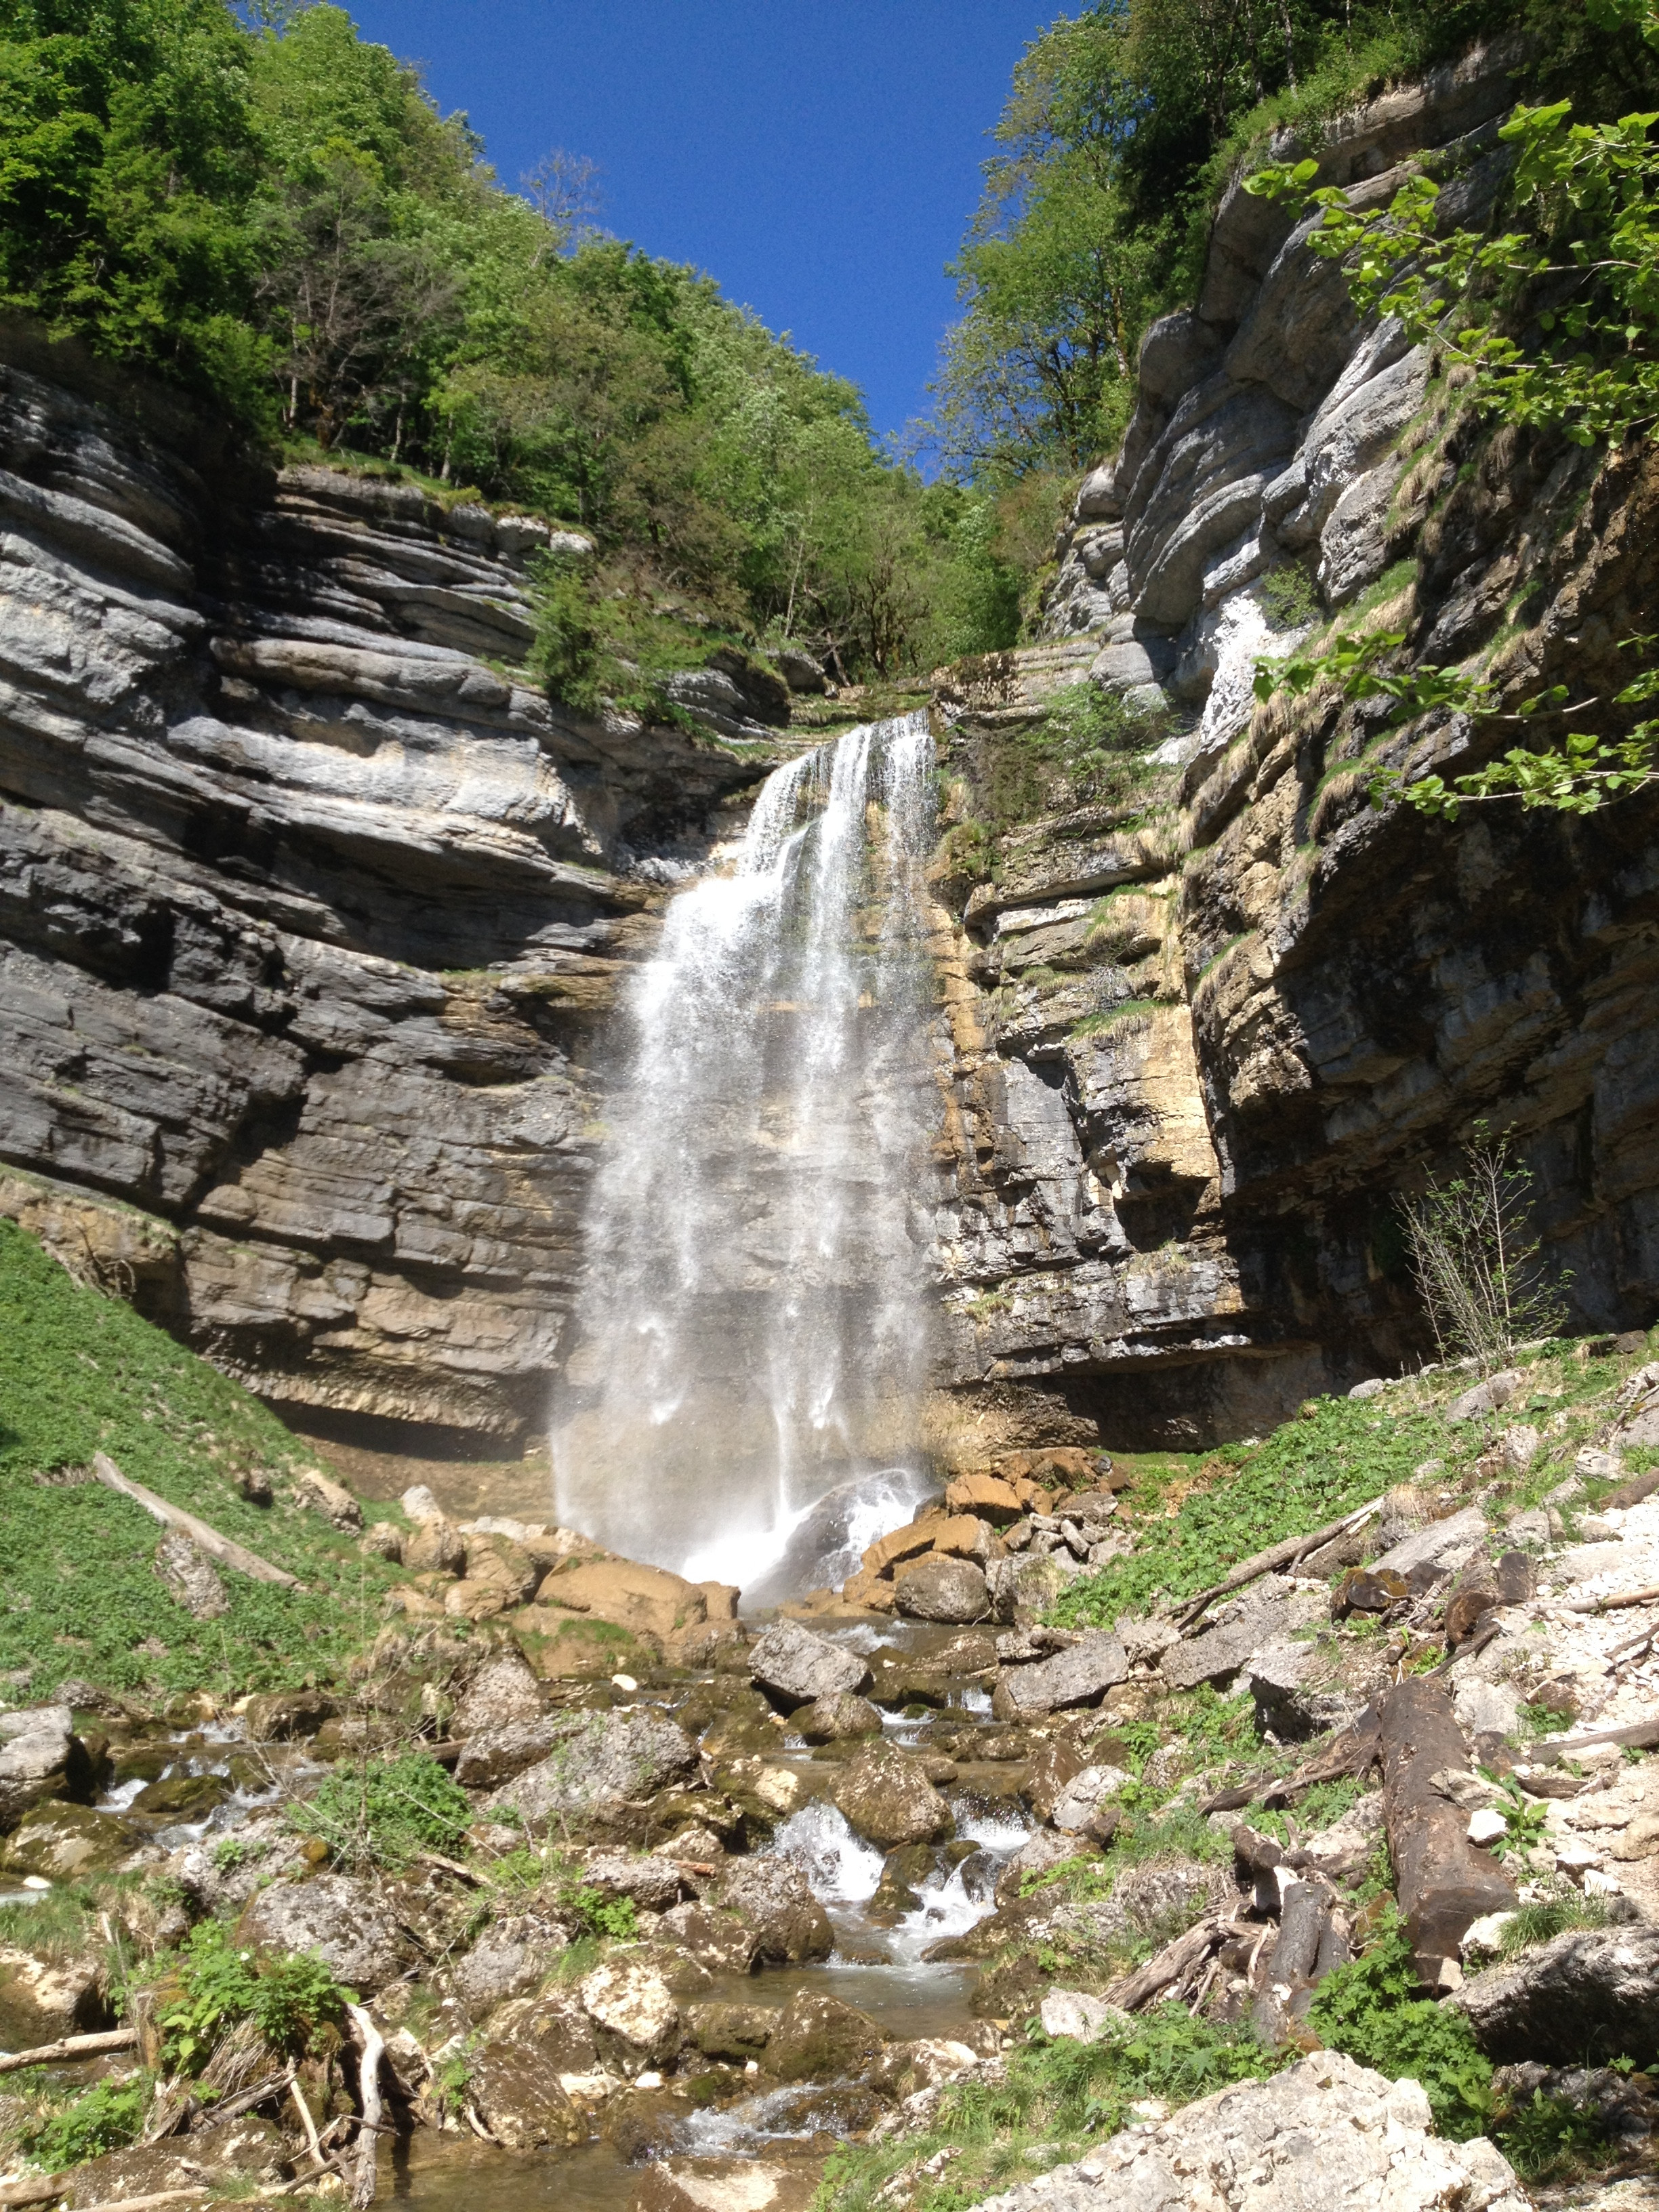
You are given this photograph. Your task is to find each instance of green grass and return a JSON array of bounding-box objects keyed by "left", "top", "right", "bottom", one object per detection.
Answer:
[
  {"left": 0, "top": 1218, "right": 399, "bottom": 1700},
  {"left": 291, "top": 1753, "right": 474, "bottom": 1872},
  {"left": 815, "top": 2008, "right": 1280, "bottom": 2212},
  {"left": 1051, "top": 1393, "right": 1456, "bottom": 1630}
]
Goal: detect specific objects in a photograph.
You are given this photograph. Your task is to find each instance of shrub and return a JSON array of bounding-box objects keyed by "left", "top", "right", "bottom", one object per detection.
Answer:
[
  {"left": 1309, "top": 1910, "right": 1493, "bottom": 2137},
  {"left": 150, "top": 1919, "right": 354, "bottom": 2072},
  {"left": 18, "top": 2075, "right": 151, "bottom": 2169},
  {"left": 291, "top": 1750, "right": 473, "bottom": 1870}
]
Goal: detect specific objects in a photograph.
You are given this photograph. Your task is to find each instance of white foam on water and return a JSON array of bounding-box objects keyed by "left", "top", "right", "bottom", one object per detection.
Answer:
[{"left": 770, "top": 1801, "right": 884, "bottom": 1906}]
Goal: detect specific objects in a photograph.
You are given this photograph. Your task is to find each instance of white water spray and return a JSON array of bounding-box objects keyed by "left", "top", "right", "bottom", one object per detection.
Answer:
[{"left": 550, "top": 714, "right": 939, "bottom": 1596}]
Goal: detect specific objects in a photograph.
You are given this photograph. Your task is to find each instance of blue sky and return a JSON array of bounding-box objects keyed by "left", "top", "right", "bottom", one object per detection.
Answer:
[{"left": 340, "top": 1, "right": 1046, "bottom": 446}]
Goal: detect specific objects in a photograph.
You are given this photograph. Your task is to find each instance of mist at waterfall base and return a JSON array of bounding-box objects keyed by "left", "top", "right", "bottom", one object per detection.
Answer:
[{"left": 551, "top": 715, "right": 941, "bottom": 1603}]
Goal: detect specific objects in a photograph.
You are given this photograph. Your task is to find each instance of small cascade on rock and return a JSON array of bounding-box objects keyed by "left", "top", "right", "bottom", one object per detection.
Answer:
[{"left": 551, "top": 713, "right": 940, "bottom": 1597}]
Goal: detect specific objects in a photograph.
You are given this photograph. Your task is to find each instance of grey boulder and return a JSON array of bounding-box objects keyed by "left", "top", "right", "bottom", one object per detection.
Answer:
[
  {"left": 0, "top": 1705, "right": 81, "bottom": 1827},
  {"left": 483, "top": 1708, "right": 698, "bottom": 1830},
  {"left": 895, "top": 1555, "right": 991, "bottom": 1624},
  {"left": 832, "top": 1744, "right": 953, "bottom": 1849},
  {"left": 453, "top": 1647, "right": 546, "bottom": 1736},
  {"left": 712, "top": 1857, "right": 832, "bottom": 1963},
  {"left": 1451, "top": 1925, "right": 1659, "bottom": 2065},
  {"left": 238, "top": 1874, "right": 411, "bottom": 1993},
  {"left": 748, "top": 1621, "right": 872, "bottom": 1705},
  {"left": 153, "top": 1534, "right": 228, "bottom": 1620},
  {"left": 991, "top": 1631, "right": 1128, "bottom": 1720},
  {"left": 969, "top": 2051, "right": 1527, "bottom": 2212}
]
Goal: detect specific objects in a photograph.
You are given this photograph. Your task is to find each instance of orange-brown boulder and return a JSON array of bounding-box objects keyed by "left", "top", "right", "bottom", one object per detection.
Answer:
[{"left": 943, "top": 1474, "right": 1025, "bottom": 1525}]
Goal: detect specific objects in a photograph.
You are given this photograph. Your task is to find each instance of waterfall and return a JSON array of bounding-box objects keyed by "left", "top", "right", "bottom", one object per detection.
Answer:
[{"left": 550, "top": 712, "right": 940, "bottom": 1599}]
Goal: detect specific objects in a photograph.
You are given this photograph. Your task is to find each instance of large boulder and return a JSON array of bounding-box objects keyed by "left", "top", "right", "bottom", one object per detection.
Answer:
[
  {"left": 985, "top": 1552, "right": 1077, "bottom": 1623},
  {"left": 0, "top": 1704, "right": 83, "bottom": 1826},
  {"left": 992, "top": 1632, "right": 1128, "bottom": 1721},
  {"left": 894, "top": 1555, "right": 990, "bottom": 1623},
  {"left": 687, "top": 2001, "right": 783, "bottom": 2060},
  {"left": 791, "top": 1693, "right": 883, "bottom": 1743},
  {"left": 451, "top": 1911, "right": 573, "bottom": 2020},
  {"left": 466, "top": 2039, "right": 584, "bottom": 2150},
  {"left": 968, "top": 2052, "right": 1527, "bottom": 2212},
  {"left": 749, "top": 1622, "right": 872, "bottom": 1705},
  {"left": 237, "top": 1874, "right": 411, "bottom": 1993},
  {"left": 1159, "top": 1584, "right": 1324, "bottom": 1692},
  {"left": 0, "top": 1945, "right": 110, "bottom": 2048},
  {"left": 1451, "top": 1925, "right": 1659, "bottom": 2066},
  {"left": 540, "top": 1558, "right": 709, "bottom": 1643},
  {"left": 581, "top": 1851, "right": 687, "bottom": 1912},
  {"left": 455, "top": 1716, "right": 564, "bottom": 1788},
  {"left": 765, "top": 1989, "right": 886, "bottom": 2083},
  {"left": 0, "top": 1799, "right": 134, "bottom": 1878},
  {"left": 453, "top": 1646, "right": 546, "bottom": 1736},
  {"left": 832, "top": 1744, "right": 953, "bottom": 1848},
  {"left": 713, "top": 1857, "right": 833, "bottom": 1963},
  {"left": 483, "top": 1708, "right": 698, "bottom": 1832},
  {"left": 580, "top": 1959, "right": 681, "bottom": 2069}
]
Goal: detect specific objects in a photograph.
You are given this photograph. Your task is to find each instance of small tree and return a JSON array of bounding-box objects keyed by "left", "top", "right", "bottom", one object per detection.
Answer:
[{"left": 1400, "top": 1129, "right": 1570, "bottom": 1374}]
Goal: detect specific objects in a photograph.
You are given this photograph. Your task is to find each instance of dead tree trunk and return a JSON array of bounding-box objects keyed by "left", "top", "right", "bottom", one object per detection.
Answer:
[{"left": 1380, "top": 1679, "right": 1516, "bottom": 1987}]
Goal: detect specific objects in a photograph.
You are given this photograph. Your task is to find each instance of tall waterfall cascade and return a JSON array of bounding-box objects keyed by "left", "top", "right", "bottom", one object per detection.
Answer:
[{"left": 551, "top": 713, "right": 941, "bottom": 1600}]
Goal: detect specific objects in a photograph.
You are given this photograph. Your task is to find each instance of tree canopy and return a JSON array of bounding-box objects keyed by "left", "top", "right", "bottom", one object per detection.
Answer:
[{"left": 0, "top": 0, "right": 1023, "bottom": 678}]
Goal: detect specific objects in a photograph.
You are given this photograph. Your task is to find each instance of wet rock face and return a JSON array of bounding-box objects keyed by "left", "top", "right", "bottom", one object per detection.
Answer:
[
  {"left": 0, "top": 1704, "right": 85, "bottom": 1826},
  {"left": 749, "top": 1623, "right": 872, "bottom": 1707},
  {"left": 0, "top": 353, "right": 779, "bottom": 1448},
  {"left": 713, "top": 1858, "right": 834, "bottom": 1963},
  {"left": 832, "top": 1744, "right": 954, "bottom": 1849}
]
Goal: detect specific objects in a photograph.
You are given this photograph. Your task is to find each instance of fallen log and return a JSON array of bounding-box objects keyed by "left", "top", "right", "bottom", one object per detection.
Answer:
[
  {"left": 1175, "top": 1496, "right": 1385, "bottom": 1628},
  {"left": 1529, "top": 1714, "right": 1659, "bottom": 1763},
  {"left": 1603, "top": 1467, "right": 1659, "bottom": 1511},
  {"left": 0, "top": 2028, "right": 136, "bottom": 2074},
  {"left": 1110, "top": 1916, "right": 1229, "bottom": 2011},
  {"left": 1261, "top": 1707, "right": 1383, "bottom": 1807},
  {"left": 91, "top": 1455, "right": 302, "bottom": 1589},
  {"left": 346, "top": 2001, "right": 386, "bottom": 2209},
  {"left": 1564, "top": 1582, "right": 1659, "bottom": 1614},
  {"left": 1379, "top": 1678, "right": 1516, "bottom": 1987}
]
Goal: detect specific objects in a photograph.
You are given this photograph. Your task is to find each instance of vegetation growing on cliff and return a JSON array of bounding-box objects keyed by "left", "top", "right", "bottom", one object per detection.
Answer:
[
  {"left": 0, "top": 0, "right": 1021, "bottom": 678},
  {"left": 0, "top": 1218, "right": 397, "bottom": 1698}
]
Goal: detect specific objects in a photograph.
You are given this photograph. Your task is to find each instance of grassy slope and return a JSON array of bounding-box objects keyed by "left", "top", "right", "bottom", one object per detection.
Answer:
[
  {"left": 0, "top": 1220, "right": 399, "bottom": 1702},
  {"left": 1054, "top": 1333, "right": 1655, "bottom": 1631}
]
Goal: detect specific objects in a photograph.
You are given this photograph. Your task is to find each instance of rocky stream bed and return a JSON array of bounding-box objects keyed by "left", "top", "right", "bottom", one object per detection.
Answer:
[{"left": 3, "top": 1351, "right": 1659, "bottom": 2212}]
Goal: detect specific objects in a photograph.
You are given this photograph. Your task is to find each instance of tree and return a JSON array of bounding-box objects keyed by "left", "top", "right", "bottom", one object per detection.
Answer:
[{"left": 1400, "top": 1130, "right": 1568, "bottom": 1373}]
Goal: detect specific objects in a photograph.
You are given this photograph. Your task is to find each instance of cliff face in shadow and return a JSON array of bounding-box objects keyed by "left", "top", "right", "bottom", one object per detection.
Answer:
[
  {"left": 0, "top": 326, "right": 783, "bottom": 1446},
  {"left": 924, "top": 41, "right": 1659, "bottom": 1455}
]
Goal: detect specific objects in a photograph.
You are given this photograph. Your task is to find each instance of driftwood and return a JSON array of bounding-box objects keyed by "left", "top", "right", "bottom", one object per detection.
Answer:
[
  {"left": 1603, "top": 1467, "right": 1659, "bottom": 1511},
  {"left": 1530, "top": 1713, "right": 1659, "bottom": 1763},
  {"left": 346, "top": 2001, "right": 386, "bottom": 2209},
  {"left": 0, "top": 2028, "right": 136, "bottom": 2074},
  {"left": 1110, "top": 1915, "right": 1246, "bottom": 2010},
  {"left": 1380, "top": 1679, "right": 1516, "bottom": 1984},
  {"left": 1175, "top": 1496, "right": 1385, "bottom": 1628},
  {"left": 91, "top": 1455, "right": 302, "bottom": 1589},
  {"left": 1565, "top": 1582, "right": 1659, "bottom": 1614}
]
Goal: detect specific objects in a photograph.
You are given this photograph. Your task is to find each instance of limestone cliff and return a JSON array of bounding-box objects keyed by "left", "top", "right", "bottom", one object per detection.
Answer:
[
  {"left": 926, "top": 39, "right": 1659, "bottom": 1451},
  {"left": 0, "top": 324, "right": 784, "bottom": 1444}
]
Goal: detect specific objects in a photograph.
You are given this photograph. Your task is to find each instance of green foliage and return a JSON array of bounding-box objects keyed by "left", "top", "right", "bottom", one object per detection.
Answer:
[
  {"left": 1054, "top": 1393, "right": 1450, "bottom": 1629},
  {"left": 150, "top": 1919, "right": 352, "bottom": 2072},
  {"left": 815, "top": 2006, "right": 1279, "bottom": 2212},
  {"left": 1489, "top": 1776, "right": 1550, "bottom": 1862},
  {"left": 1400, "top": 1129, "right": 1570, "bottom": 1372},
  {"left": 0, "top": 1216, "right": 394, "bottom": 1698},
  {"left": 16, "top": 2075, "right": 151, "bottom": 2169},
  {"left": 1497, "top": 1891, "right": 1610, "bottom": 1956},
  {"left": 968, "top": 680, "right": 1169, "bottom": 839},
  {"left": 1496, "top": 2089, "right": 1614, "bottom": 2182},
  {"left": 1256, "top": 563, "right": 1321, "bottom": 631},
  {"left": 291, "top": 1751, "right": 473, "bottom": 1871},
  {"left": 1309, "top": 1910, "right": 1495, "bottom": 2138},
  {"left": 565, "top": 1886, "right": 639, "bottom": 1942}
]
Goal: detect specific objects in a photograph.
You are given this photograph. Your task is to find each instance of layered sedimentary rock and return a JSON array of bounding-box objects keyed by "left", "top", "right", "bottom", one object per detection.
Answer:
[
  {"left": 928, "top": 37, "right": 1659, "bottom": 1449},
  {"left": 0, "top": 324, "right": 782, "bottom": 1441}
]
